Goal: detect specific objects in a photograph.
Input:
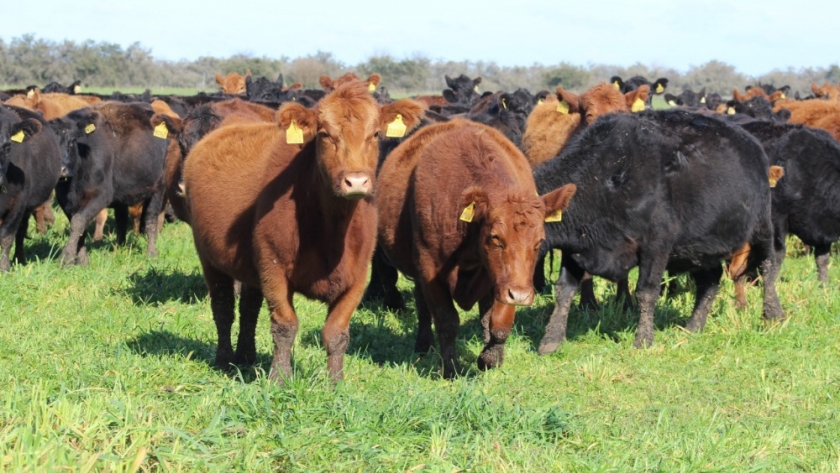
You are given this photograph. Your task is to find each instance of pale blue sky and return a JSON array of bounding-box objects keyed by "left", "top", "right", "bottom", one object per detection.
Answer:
[{"left": 4, "top": 0, "right": 839, "bottom": 76}]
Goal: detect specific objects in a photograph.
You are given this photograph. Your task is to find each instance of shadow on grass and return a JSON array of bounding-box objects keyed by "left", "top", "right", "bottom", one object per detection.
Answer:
[{"left": 120, "top": 267, "right": 207, "bottom": 305}]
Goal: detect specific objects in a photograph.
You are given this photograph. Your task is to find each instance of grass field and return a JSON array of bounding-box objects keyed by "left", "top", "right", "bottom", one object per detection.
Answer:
[{"left": 1, "top": 208, "right": 839, "bottom": 472}]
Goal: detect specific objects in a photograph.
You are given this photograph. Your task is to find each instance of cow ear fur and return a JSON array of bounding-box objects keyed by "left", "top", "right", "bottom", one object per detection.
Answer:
[
  {"left": 379, "top": 99, "right": 424, "bottom": 137},
  {"left": 443, "top": 89, "right": 457, "bottom": 103},
  {"left": 367, "top": 74, "right": 382, "bottom": 88},
  {"left": 541, "top": 184, "right": 576, "bottom": 221},
  {"left": 319, "top": 75, "right": 334, "bottom": 92},
  {"left": 459, "top": 187, "right": 489, "bottom": 223},
  {"left": 215, "top": 73, "right": 224, "bottom": 86},
  {"left": 276, "top": 102, "right": 318, "bottom": 144},
  {"left": 151, "top": 114, "right": 182, "bottom": 136},
  {"left": 11, "top": 118, "right": 42, "bottom": 141},
  {"left": 625, "top": 85, "right": 650, "bottom": 111},
  {"left": 555, "top": 87, "right": 581, "bottom": 113}
]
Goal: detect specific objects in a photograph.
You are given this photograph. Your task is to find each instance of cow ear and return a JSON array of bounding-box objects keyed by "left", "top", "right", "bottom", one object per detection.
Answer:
[
  {"left": 319, "top": 75, "right": 334, "bottom": 92},
  {"left": 443, "top": 89, "right": 457, "bottom": 103},
  {"left": 732, "top": 88, "right": 747, "bottom": 102},
  {"left": 276, "top": 102, "right": 318, "bottom": 145},
  {"left": 287, "top": 82, "right": 303, "bottom": 91},
  {"left": 445, "top": 75, "right": 455, "bottom": 89},
  {"left": 276, "top": 73, "right": 285, "bottom": 85},
  {"left": 610, "top": 76, "right": 624, "bottom": 91},
  {"left": 555, "top": 87, "right": 580, "bottom": 113},
  {"left": 379, "top": 99, "right": 424, "bottom": 138},
  {"left": 768, "top": 165, "right": 785, "bottom": 188},
  {"left": 664, "top": 93, "right": 679, "bottom": 107},
  {"left": 473, "top": 77, "right": 482, "bottom": 86},
  {"left": 626, "top": 85, "right": 649, "bottom": 113},
  {"left": 78, "top": 111, "right": 101, "bottom": 134},
  {"left": 367, "top": 74, "right": 382, "bottom": 88},
  {"left": 768, "top": 91, "right": 785, "bottom": 102},
  {"left": 541, "top": 184, "right": 576, "bottom": 223},
  {"left": 652, "top": 78, "right": 668, "bottom": 94},
  {"left": 10, "top": 118, "right": 42, "bottom": 142},
  {"left": 151, "top": 113, "right": 182, "bottom": 137},
  {"left": 459, "top": 187, "right": 489, "bottom": 223},
  {"left": 215, "top": 73, "right": 224, "bottom": 86}
]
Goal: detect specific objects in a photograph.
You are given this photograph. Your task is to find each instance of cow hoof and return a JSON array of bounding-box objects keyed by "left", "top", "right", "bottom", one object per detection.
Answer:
[
  {"left": 537, "top": 341, "right": 559, "bottom": 355},
  {"left": 234, "top": 349, "right": 257, "bottom": 365},
  {"left": 632, "top": 336, "right": 654, "bottom": 349},
  {"left": 684, "top": 319, "right": 703, "bottom": 333},
  {"left": 477, "top": 348, "right": 504, "bottom": 370}
]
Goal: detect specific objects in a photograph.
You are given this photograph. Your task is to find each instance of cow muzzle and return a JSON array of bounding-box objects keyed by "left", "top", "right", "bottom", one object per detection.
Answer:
[
  {"left": 340, "top": 172, "right": 372, "bottom": 199},
  {"left": 500, "top": 286, "right": 535, "bottom": 306}
]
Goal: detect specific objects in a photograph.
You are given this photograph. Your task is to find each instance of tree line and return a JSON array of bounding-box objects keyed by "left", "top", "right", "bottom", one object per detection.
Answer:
[{"left": 2, "top": 34, "right": 839, "bottom": 97}]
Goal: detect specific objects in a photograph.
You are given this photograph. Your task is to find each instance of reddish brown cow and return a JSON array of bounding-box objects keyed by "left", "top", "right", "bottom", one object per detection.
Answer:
[
  {"left": 215, "top": 71, "right": 251, "bottom": 94},
  {"left": 377, "top": 119, "right": 575, "bottom": 378},
  {"left": 4, "top": 88, "right": 97, "bottom": 120},
  {"left": 319, "top": 72, "right": 381, "bottom": 93},
  {"left": 184, "top": 81, "right": 423, "bottom": 382}
]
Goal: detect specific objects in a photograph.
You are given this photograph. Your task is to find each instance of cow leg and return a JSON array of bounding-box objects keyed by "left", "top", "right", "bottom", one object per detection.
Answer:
[
  {"left": 578, "top": 272, "right": 598, "bottom": 309},
  {"left": 0, "top": 223, "right": 16, "bottom": 272},
  {"left": 538, "top": 254, "right": 584, "bottom": 355},
  {"left": 754, "top": 221, "right": 785, "bottom": 322},
  {"left": 814, "top": 244, "right": 831, "bottom": 286},
  {"left": 235, "top": 283, "right": 262, "bottom": 365},
  {"left": 13, "top": 211, "right": 32, "bottom": 266},
  {"left": 633, "top": 249, "right": 670, "bottom": 348},
  {"left": 322, "top": 280, "right": 366, "bottom": 383},
  {"left": 203, "top": 264, "right": 236, "bottom": 368},
  {"left": 114, "top": 204, "right": 129, "bottom": 246},
  {"left": 729, "top": 243, "right": 751, "bottom": 310},
  {"left": 60, "top": 199, "right": 106, "bottom": 266},
  {"left": 33, "top": 198, "right": 54, "bottom": 234},
  {"left": 362, "top": 246, "right": 404, "bottom": 311},
  {"left": 421, "top": 280, "right": 460, "bottom": 379},
  {"left": 413, "top": 283, "right": 435, "bottom": 353},
  {"left": 129, "top": 202, "right": 144, "bottom": 235},
  {"left": 263, "top": 280, "right": 298, "bottom": 384},
  {"left": 92, "top": 209, "right": 107, "bottom": 242},
  {"left": 616, "top": 276, "right": 635, "bottom": 311},
  {"left": 533, "top": 253, "right": 546, "bottom": 293},
  {"left": 144, "top": 189, "right": 166, "bottom": 258},
  {"left": 477, "top": 299, "right": 515, "bottom": 370},
  {"left": 684, "top": 265, "right": 724, "bottom": 333}
]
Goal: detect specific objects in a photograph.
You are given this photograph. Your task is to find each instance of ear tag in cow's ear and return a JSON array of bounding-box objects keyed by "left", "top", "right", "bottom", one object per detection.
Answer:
[
  {"left": 769, "top": 178, "right": 778, "bottom": 188},
  {"left": 10, "top": 130, "right": 25, "bottom": 143},
  {"left": 656, "top": 83, "right": 665, "bottom": 94},
  {"left": 368, "top": 82, "right": 376, "bottom": 93},
  {"left": 501, "top": 98, "right": 507, "bottom": 110},
  {"left": 153, "top": 122, "right": 168, "bottom": 139},
  {"left": 84, "top": 123, "right": 96, "bottom": 134},
  {"left": 780, "top": 93, "right": 786, "bottom": 99},
  {"left": 544, "top": 209, "right": 563, "bottom": 223},
  {"left": 459, "top": 202, "right": 476, "bottom": 223},
  {"left": 286, "top": 120, "right": 304, "bottom": 144},
  {"left": 727, "top": 107, "right": 736, "bottom": 115},
  {"left": 474, "top": 85, "right": 479, "bottom": 93},
  {"left": 631, "top": 98, "right": 646, "bottom": 113},
  {"left": 556, "top": 100, "right": 569, "bottom": 114},
  {"left": 668, "top": 100, "right": 677, "bottom": 107},
  {"left": 26, "top": 89, "right": 35, "bottom": 99},
  {"left": 386, "top": 114, "right": 407, "bottom": 138},
  {"left": 537, "top": 99, "right": 544, "bottom": 105},
  {"left": 700, "top": 97, "right": 706, "bottom": 104},
  {"left": 613, "top": 81, "right": 621, "bottom": 90}
]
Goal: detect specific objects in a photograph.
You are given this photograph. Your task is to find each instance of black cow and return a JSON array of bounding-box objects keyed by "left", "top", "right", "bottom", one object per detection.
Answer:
[
  {"left": 443, "top": 74, "right": 482, "bottom": 105},
  {"left": 534, "top": 110, "right": 784, "bottom": 352},
  {"left": 0, "top": 105, "right": 62, "bottom": 271},
  {"left": 737, "top": 119, "right": 840, "bottom": 285},
  {"left": 55, "top": 102, "right": 168, "bottom": 265},
  {"left": 463, "top": 89, "right": 536, "bottom": 147},
  {"left": 42, "top": 80, "right": 81, "bottom": 94},
  {"left": 611, "top": 75, "right": 669, "bottom": 95},
  {"left": 664, "top": 88, "right": 707, "bottom": 109},
  {"left": 727, "top": 96, "right": 790, "bottom": 123}
]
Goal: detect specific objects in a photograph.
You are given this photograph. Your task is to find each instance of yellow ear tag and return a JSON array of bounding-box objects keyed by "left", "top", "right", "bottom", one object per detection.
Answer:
[
  {"left": 780, "top": 93, "right": 786, "bottom": 99},
  {"left": 84, "top": 123, "right": 96, "bottom": 134},
  {"left": 26, "top": 89, "right": 35, "bottom": 98},
  {"left": 727, "top": 107, "right": 736, "bottom": 115},
  {"left": 501, "top": 98, "right": 507, "bottom": 110},
  {"left": 700, "top": 97, "right": 706, "bottom": 104},
  {"left": 459, "top": 201, "right": 476, "bottom": 223},
  {"left": 544, "top": 209, "right": 563, "bottom": 223},
  {"left": 655, "top": 83, "right": 665, "bottom": 94},
  {"left": 385, "top": 114, "right": 407, "bottom": 138},
  {"left": 769, "top": 178, "right": 777, "bottom": 188},
  {"left": 73, "top": 85, "right": 81, "bottom": 94},
  {"left": 10, "top": 130, "right": 25, "bottom": 143},
  {"left": 631, "top": 98, "right": 646, "bottom": 113},
  {"left": 153, "top": 122, "right": 168, "bottom": 139},
  {"left": 286, "top": 120, "right": 304, "bottom": 144},
  {"left": 368, "top": 82, "right": 376, "bottom": 93},
  {"left": 474, "top": 85, "right": 479, "bottom": 93},
  {"left": 537, "top": 99, "right": 544, "bottom": 105},
  {"left": 668, "top": 100, "right": 677, "bottom": 107},
  {"left": 556, "top": 100, "right": 569, "bottom": 114},
  {"left": 613, "top": 81, "right": 621, "bottom": 90}
]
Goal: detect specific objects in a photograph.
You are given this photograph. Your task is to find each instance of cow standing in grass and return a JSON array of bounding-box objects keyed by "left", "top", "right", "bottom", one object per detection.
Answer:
[{"left": 184, "top": 80, "right": 423, "bottom": 383}]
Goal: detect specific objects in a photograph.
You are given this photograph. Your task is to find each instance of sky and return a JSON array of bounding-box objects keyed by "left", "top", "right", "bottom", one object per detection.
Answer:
[{"left": 3, "top": 0, "right": 839, "bottom": 77}]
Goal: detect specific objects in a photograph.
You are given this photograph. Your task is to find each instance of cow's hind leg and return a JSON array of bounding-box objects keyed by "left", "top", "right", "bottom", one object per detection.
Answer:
[
  {"left": 202, "top": 263, "right": 236, "bottom": 368},
  {"left": 235, "top": 283, "right": 262, "bottom": 365},
  {"left": 814, "top": 243, "right": 831, "bottom": 286},
  {"left": 362, "top": 246, "right": 404, "bottom": 311},
  {"left": 144, "top": 188, "right": 166, "bottom": 257},
  {"left": 752, "top": 221, "right": 785, "bottom": 321},
  {"left": 13, "top": 211, "right": 32, "bottom": 266},
  {"left": 633, "top": 247, "right": 670, "bottom": 348},
  {"left": 421, "top": 280, "right": 461, "bottom": 379},
  {"left": 0, "top": 222, "right": 17, "bottom": 272},
  {"left": 92, "top": 209, "right": 107, "bottom": 242},
  {"left": 538, "top": 254, "right": 584, "bottom": 355},
  {"left": 477, "top": 298, "right": 515, "bottom": 370},
  {"left": 578, "top": 272, "right": 598, "bottom": 309},
  {"left": 60, "top": 197, "right": 107, "bottom": 266},
  {"left": 684, "top": 265, "right": 724, "bottom": 333},
  {"left": 413, "top": 283, "right": 434, "bottom": 353},
  {"left": 114, "top": 204, "right": 129, "bottom": 246}
]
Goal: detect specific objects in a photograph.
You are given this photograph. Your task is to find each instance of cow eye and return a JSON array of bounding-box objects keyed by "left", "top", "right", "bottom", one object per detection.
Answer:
[
  {"left": 373, "top": 131, "right": 380, "bottom": 139},
  {"left": 490, "top": 234, "right": 504, "bottom": 250}
]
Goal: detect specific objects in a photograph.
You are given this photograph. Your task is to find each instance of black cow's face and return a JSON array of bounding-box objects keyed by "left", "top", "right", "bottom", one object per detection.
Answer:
[
  {"left": 443, "top": 74, "right": 482, "bottom": 105},
  {"left": 48, "top": 117, "right": 80, "bottom": 179}
]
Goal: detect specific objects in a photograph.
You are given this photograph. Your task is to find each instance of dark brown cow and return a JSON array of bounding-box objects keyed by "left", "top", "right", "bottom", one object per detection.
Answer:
[
  {"left": 377, "top": 119, "right": 575, "bottom": 378},
  {"left": 184, "top": 80, "right": 423, "bottom": 383}
]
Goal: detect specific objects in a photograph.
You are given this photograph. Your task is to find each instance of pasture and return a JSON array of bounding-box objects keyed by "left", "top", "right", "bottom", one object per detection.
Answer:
[{"left": 1, "top": 211, "right": 839, "bottom": 472}]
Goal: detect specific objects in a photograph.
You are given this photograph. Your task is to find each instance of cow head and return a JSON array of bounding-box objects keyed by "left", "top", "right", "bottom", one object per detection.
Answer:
[
  {"left": 215, "top": 71, "right": 250, "bottom": 95},
  {"left": 460, "top": 184, "right": 576, "bottom": 306},
  {"left": 443, "top": 74, "right": 482, "bottom": 105},
  {"left": 0, "top": 112, "right": 41, "bottom": 187},
  {"left": 574, "top": 83, "right": 649, "bottom": 124},
  {"left": 276, "top": 81, "right": 423, "bottom": 199},
  {"left": 47, "top": 116, "right": 79, "bottom": 179},
  {"left": 319, "top": 73, "right": 381, "bottom": 93}
]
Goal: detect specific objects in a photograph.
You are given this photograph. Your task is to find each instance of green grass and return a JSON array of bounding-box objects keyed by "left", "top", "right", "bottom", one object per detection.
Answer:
[{"left": 1, "top": 212, "right": 839, "bottom": 472}]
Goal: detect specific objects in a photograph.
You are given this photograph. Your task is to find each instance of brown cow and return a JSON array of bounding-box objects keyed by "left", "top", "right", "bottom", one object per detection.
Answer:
[
  {"left": 184, "top": 80, "right": 423, "bottom": 383},
  {"left": 377, "top": 119, "right": 575, "bottom": 378},
  {"left": 4, "top": 88, "right": 97, "bottom": 120},
  {"left": 319, "top": 72, "right": 381, "bottom": 93},
  {"left": 215, "top": 71, "right": 251, "bottom": 94}
]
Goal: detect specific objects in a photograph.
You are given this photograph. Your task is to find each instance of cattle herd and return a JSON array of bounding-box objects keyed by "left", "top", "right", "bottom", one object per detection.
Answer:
[{"left": 2, "top": 70, "right": 839, "bottom": 382}]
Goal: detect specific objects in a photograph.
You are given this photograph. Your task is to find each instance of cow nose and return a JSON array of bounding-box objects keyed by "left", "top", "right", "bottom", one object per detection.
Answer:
[
  {"left": 341, "top": 172, "right": 371, "bottom": 197},
  {"left": 177, "top": 180, "right": 187, "bottom": 197},
  {"left": 505, "top": 287, "right": 535, "bottom": 306}
]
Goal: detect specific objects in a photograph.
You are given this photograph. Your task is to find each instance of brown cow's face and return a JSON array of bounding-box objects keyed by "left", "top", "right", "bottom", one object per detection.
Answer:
[
  {"left": 215, "top": 72, "right": 249, "bottom": 95},
  {"left": 579, "top": 83, "right": 628, "bottom": 125}
]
